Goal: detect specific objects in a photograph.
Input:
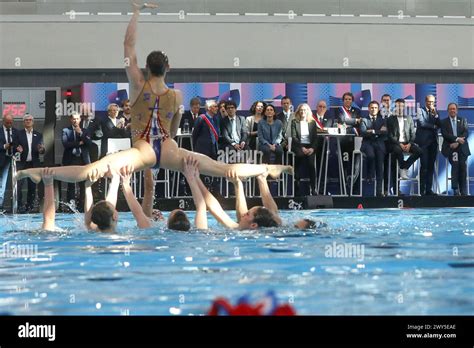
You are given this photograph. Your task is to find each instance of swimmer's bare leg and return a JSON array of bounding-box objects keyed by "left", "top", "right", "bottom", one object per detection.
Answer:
[
  {"left": 17, "top": 142, "right": 156, "bottom": 184},
  {"left": 160, "top": 140, "right": 293, "bottom": 179}
]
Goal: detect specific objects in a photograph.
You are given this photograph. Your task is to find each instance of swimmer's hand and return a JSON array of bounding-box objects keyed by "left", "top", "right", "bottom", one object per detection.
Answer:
[
  {"left": 86, "top": 168, "right": 102, "bottom": 186},
  {"left": 105, "top": 164, "right": 121, "bottom": 181},
  {"left": 183, "top": 157, "right": 199, "bottom": 181},
  {"left": 42, "top": 167, "right": 54, "bottom": 186},
  {"left": 131, "top": 1, "right": 158, "bottom": 12},
  {"left": 225, "top": 169, "right": 241, "bottom": 184},
  {"left": 152, "top": 209, "right": 164, "bottom": 221},
  {"left": 119, "top": 164, "right": 134, "bottom": 187}
]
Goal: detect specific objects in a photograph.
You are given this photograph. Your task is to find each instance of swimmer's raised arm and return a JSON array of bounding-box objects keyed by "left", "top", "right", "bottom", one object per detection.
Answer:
[
  {"left": 124, "top": 1, "right": 158, "bottom": 95},
  {"left": 183, "top": 157, "right": 207, "bottom": 230},
  {"left": 196, "top": 175, "right": 238, "bottom": 229},
  {"left": 42, "top": 168, "right": 56, "bottom": 231},
  {"left": 84, "top": 168, "right": 102, "bottom": 230},
  {"left": 227, "top": 170, "right": 247, "bottom": 223},
  {"left": 105, "top": 165, "right": 120, "bottom": 208},
  {"left": 256, "top": 172, "right": 282, "bottom": 225},
  {"left": 120, "top": 165, "right": 151, "bottom": 229}
]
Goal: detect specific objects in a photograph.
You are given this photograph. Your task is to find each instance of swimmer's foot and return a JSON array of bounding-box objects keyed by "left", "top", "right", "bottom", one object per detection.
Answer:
[
  {"left": 267, "top": 165, "right": 294, "bottom": 179},
  {"left": 16, "top": 169, "right": 42, "bottom": 184}
]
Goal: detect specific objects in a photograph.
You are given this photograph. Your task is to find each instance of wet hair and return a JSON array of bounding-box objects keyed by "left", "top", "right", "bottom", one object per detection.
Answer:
[
  {"left": 167, "top": 210, "right": 191, "bottom": 231},
  {"left": 91, "top": 201, "right": 115, "bottom": 231},
  {"left": 146, "top": 51, "right": 169, "bottom": 77},
  {"left": 300, "top": 219, "right": 318, "bottom": 230},
  {"left": 252, "top": 207, "right": 279, "bottom": 228},
  {"left": 249, "top": 101, "right": 267, "bottom": 115}
]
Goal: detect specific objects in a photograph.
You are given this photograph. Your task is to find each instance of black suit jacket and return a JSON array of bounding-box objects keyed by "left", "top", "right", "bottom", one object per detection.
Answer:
[
  {"left": 0, "top": 126, "right": 19, "bottom": 167},
  {"left": 17, "top": 129, "right": 44, "bottom": 165},
  {"left": 441, "top": 116, "right": 471, "bottom": 158},
  {"left": 192, "top": 115, "right": 220, "bottom": 158},
  {"left": 220, "top": 115, "right": 248, "bottom": 148},
  {"left": 334, "top": 106, "right": 362, "bottom": 135},
  {"left": 97, "top": 117, "right": 129, "bottom": 157},
  {"left": 313, "top": 114, "right": 334, "bottom": 133},
  {"left": 180, "top": 110, "right": 202, "bottom": 130},
  {"left": 360, "top": 116, "right": 388, "bottom": 151},
  {"left": 386, "top": 115, "right": 416, "bottom": 149},
  {"left": 276, "top": 111, "right": 295, "bottom": 138},
  {"left": 62, "top": 126, "right": 92, "bottom": 165},
  {"left": 290, "top": 119, "right": 318, "bottom": 151}
]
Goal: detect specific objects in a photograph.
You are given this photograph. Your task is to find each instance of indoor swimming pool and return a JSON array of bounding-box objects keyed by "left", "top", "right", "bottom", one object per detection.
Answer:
[{"left": 0, "top": 208, "right": 472, "bottom": 315}]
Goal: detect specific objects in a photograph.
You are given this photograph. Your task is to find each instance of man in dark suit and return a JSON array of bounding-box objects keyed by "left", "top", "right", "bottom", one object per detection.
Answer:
[
  {"left": 276, "top": 96, "right": 295, "bottom": 141},
  {"left": 16, "top": 114, "right": 45, "bottom": 212},
  {"left": 441, "top": 103, "right": 470, "bottom": 195},
  {"left": 359, "top": 101, "right": 387, "bottom": 197},
  {"left": 386, "top": 99, "right": 423, "bottom": 194},
  {"left": 220, "top": 100, "right": 248, "bottom": 152},
  {"left": 0, "top": 113, "right": 19, "bottom": 209},
  {"left": 192, "top": 100, "right": 220, "bottom": 192},
  {"left": 96, "top": 103, "right": 129, "bottom": 158},
  {"left": 415, "top": 95, "right": 442, "bottom": 195},
  {"left": 62, "top": 112, "right": 92, "bottom": 210},
  {"left": 312, "top": 100, "right": 333, "bottom": 193},
  {"left": 334, "top": 92, "right": 362, "bottom": 185},
  {"left": 179, "top": 97, "right": 202, "bottom": 151},
  {"left": 80, "top": 106, "right": 101, "bottom": 163}
]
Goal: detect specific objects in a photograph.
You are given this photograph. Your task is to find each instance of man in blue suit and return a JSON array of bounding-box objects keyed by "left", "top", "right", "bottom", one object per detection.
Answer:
[
  {"left": 0, "top": 113, "right": 19, "bottom": 209},
  {"left": 62, "top": 112, "right": 92, "bottom": 210},
  {"left": 360, "top": 101, "right": 387, "bottom": 197},
  {"left": 441, "top": 103, "right": 471, "bottom": 195},
  {"left": 415, "top": 95, "right": 442, "bottom": 195},
  {"left": 16, "top": 113, "right": 45, "bottom": 212}
]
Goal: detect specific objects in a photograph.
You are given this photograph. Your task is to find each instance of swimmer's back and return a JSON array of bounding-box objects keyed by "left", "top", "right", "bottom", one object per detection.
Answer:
[{"left": 131, "top": 80, "right": 179, "bottom": 143}]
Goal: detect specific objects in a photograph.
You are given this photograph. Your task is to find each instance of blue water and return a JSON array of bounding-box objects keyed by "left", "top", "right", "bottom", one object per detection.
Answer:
[{"left": 0, "top": 208, "right": 473, "bottom": 315}]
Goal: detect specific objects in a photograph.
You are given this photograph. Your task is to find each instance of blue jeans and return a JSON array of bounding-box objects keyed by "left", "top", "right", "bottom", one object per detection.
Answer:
[{"left": 0, "top": 160, "right": 11, "bottom": 207}]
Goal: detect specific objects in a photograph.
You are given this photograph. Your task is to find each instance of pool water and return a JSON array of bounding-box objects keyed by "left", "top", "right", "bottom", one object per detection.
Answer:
[{"left": 0, "top": 208, "right": 473, "bottom": 315}]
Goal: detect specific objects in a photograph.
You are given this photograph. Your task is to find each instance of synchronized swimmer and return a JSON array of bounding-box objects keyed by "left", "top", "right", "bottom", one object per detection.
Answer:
[{"left": 23, "top": 1, "right": 317, "bottom": 232}]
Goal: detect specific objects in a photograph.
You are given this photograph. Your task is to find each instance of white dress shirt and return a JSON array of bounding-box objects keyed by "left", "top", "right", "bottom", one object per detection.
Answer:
[
  {"left": 397, "top": 116, "right": 407, "bottom": 143},
  {"left": 25, "top": 129, "right": 33, "bottom": 162}
]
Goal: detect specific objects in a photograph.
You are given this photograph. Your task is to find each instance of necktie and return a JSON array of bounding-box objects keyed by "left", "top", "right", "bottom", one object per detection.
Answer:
[
  {"left": 6, "top": 128, "right": 12, "bottom": 156},
  {"left": 452, "top": 119, "right": 457, "bottom": 137}
]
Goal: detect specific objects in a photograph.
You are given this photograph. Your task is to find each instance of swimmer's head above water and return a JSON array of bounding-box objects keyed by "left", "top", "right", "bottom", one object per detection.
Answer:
[
  {"left": 167, "top": 209, "right": 191, "bottom": 231},
  {"left": 239, "top": 206, "right": 279, "bottom": 230},
  {"left": 294, "top": 219, "right": 322, "bottom": 230},
  {"left": 91, "top": 201, "right": 119, "bottom": 233}
]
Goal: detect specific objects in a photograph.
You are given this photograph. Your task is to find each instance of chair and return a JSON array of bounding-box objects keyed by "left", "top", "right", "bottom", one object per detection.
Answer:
[{"left": 387, "top": 153, "right": 421, "bottom": 196}]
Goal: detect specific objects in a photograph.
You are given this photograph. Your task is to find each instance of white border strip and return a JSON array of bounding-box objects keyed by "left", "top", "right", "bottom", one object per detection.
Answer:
[
  {"left": 244, "top": 13, "right": 269, "bottom": 16},
  {"left": 97, "top": 12, "right": 122, "bottom": 16},
  {"left": 215, "top": 13, "right": 240, "bottom": 16},
  {"left": 415, "top": 15, "right": 438, "bottom": 18},
  {"left": 302, "top": 13, "right": 326, "bottom": 17},
  {"left": 187, "top": 13, "right": 211, "bottom": 16},
  {"left": 443, "top": 15, "right": 466, "bottom": 19},
  {"left": 331, "top": 14, "right": 355, "bottom": 17},
  {"left": 359, "top": 14, "right": 383, "bottom": 17},
  {"left": 153, "top": 12, "right": 178, "bottom": 16},
  {"left": 127, "top": 12, "right": 151, "bottom": 15},
  {"left": 274, "top": 13, "right": 297, "bottom": 16},
  {"left": 64, "top": 12, "right": 90, "bottom": 16}
]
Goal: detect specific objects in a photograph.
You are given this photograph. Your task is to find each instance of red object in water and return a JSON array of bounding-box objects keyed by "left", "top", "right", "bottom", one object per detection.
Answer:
[{"left": 207, "top": 296, "right": 296, "bottom": 316}]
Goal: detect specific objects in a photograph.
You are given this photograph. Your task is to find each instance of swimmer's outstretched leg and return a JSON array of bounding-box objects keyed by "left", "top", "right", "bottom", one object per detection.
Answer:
[
  {"left": 160, "top": 139, "right": 293, "bottom": 179},
  {"left": 17, "top": 141, "right": 156, "bottom": 184}
]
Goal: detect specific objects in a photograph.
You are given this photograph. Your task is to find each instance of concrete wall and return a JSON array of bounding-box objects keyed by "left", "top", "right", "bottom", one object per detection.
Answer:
[{"left": 0, "top": 16, "right": 473, "bottom": 71}]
